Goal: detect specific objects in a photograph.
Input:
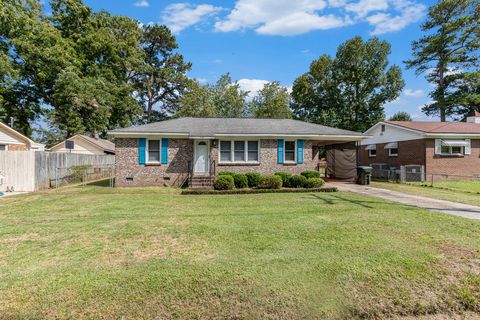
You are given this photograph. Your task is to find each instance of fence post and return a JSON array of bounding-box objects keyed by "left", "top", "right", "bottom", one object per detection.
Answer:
[
  {"left": 421, "top": 165, "right": 425, "bottom": 182},
  {"left": 430, "top": 174, "right": 434, "bottom": 187}
]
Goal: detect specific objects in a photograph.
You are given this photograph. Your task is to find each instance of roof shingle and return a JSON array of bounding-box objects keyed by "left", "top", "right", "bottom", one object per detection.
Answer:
[{"left": 387, "top": 121, "right": 480, "bottom": 134}]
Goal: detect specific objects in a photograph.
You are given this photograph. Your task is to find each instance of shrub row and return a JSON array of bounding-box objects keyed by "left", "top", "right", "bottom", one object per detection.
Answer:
[
  {"left": 214, "top": 170, "right": 324, "bottom": 190},
  {"left": 183, "top": 187, "right": 337, "bottom": 195}
]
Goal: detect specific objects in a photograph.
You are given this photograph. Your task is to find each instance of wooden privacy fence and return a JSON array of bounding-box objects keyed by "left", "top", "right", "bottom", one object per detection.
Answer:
[{"left": 0, "top": 151, "right": 115, "bottom": 192}]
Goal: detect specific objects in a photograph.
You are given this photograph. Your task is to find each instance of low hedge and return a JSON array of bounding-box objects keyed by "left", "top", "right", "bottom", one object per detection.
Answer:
[
  {"left": 274, "top": 171, "right": 292, "bottom": 186},
  {"left": 233, "top": 173, "right": 248, "bottom": 188},
  {"left": 218, "top": 171, "right": 236, "bottom": 177},
  {"left": 287, "top": 175, "right": 307, "bottom": 188},
  {"left": 301, "top": 170, "right": 320, "bottom": 179},
  {"left": 305, "top": 177, "right": 325, "bottom": 188},
  {"left": 245, "top": 172, "right": 261, "bottom": 188},
  {"left": 182, "top": 187, "right": 337, "bottom": 195},
  {"left": 214, "top": 175, "right": 235, "bottom": 190},
  {"left": 258, "top": 175, "right": 283, "bottom": 189}
]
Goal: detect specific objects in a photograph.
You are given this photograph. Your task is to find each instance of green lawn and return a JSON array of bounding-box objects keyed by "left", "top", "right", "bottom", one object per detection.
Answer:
[
  {"left": 1, "top": 185, "right": 480, "bottom": 319},
  {"left": 372, "top": 181, "right": 480, "bottom": 207},
  {"left": 428, "top": 179, "right": 480, "bottom": 193}
]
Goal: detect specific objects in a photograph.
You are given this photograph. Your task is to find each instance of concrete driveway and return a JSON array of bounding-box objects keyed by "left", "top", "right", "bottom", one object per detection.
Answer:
[{"left": 331, "top": 182, "right": 480, "bottom": 220}]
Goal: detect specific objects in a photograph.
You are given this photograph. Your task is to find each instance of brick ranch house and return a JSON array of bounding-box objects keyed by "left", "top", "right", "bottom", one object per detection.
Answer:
[
  {"left": 0, "top": 122, "right": 45, "bottom": 151},
  {"left": 108, "top": 117, "right": 367, "bottom": 187},
  {"left": 359, "top": 112, "right": 480, "bottom": 180}
]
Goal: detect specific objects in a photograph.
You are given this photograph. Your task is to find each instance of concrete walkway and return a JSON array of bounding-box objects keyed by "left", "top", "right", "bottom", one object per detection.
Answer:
[{"left": 330, "top": 182, "right": 480, "bottom": 220}]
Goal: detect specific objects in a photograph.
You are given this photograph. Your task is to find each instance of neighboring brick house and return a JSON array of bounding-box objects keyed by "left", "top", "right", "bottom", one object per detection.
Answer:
[
  {"left": 359, "top": 112, "right": 480, "bottom": 179},
  {"left": 108, "top": 117, "right": 366, "bottom": 188},
  {"left": 0, "top": 122, "right": 45, "bottom": 151}
]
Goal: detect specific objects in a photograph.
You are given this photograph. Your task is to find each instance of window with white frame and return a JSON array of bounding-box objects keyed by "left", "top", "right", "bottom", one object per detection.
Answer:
[
  {"left": 365, "top": 144, "right": 376, "bottom": 157},
  {"left": 284, "top": 140, "right": 296, "bottom": 162},
  {"left": 384, "top": 142, "right": 398, "bottom": 157},
  {"left": 147, "top": 139, "right": 161, "bottom": 163},
  {"left": 438, "top": 139, "right": 469, "bottom": 155},
  {"left": 219, "top": 140, "right": 259, "bottom": 163}
]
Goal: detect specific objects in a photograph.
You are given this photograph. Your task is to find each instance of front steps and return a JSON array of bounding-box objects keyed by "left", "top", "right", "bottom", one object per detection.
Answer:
[{"left": 190, "top": 175, "right": 214, "bottom": 189}]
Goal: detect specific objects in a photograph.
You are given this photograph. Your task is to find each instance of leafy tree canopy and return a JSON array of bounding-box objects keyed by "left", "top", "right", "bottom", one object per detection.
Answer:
[
  {"left": 250, "top": 81, "right": 292, "bottom": 119},
  {"left": 291, "top": 37, "right": 404, "bottom": 132},
  {"left": 389, "top": 111, "right": 412, "bottom": 121}
]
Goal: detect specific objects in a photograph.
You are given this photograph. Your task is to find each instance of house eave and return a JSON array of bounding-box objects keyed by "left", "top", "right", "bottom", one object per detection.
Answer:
[{"left": 424, "top": 133, "right": 480, "bottom": 138}]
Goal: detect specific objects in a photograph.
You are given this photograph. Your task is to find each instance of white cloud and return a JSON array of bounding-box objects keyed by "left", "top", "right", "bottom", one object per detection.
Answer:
[
  {"left": 404, "top": 89, "right": 425, "bottom": 97},
  {"left": 134, "top": 0, "right": 149, "bottom": 7},
  {"left": 367, "top": 0, "right": 425, "bottom": 35},
  {"left": 161, "top": 3, "right": 223, "bottom": 33},
  {"left": 237, "top": 79, "right": 270, "bottom": 99},
  {"left": 212, "top": 0, "right": 425, "bottom": 36}
]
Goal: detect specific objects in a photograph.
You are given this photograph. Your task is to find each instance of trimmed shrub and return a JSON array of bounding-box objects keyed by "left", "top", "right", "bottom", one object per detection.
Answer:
[
  {"left": 301, "top": 170, "right": 320, "bottom": 179},
  {"left": 182, "top": 187, "right": 337, "bottom": 195},
  {"left": 214, "top": 175, "right": 234, "bottom": 190},
  {"left": 218, "top": 171, "right": 236, "bottom": 177},
  {"left": 245, "top": 172, "right": 261, "bottom": 188},
  {"left": 287, "top": 175, "right": 307, "bottom": 188},
  {"left": 274, "top": 171, "right": 292, "bottom": 186},
  {"left": 233, "top": 174, "right": 248, "bottom": 189},
  {"left": 258, "top": 175, "right": 283, "bottom": 189},
  {"left": 305, "top": 177, "right": 325, "bottom": 188}
]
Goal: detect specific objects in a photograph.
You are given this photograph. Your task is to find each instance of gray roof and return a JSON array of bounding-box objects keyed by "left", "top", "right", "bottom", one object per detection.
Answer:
[
  {"left": 79, "top": 135, "right": 116, "bottom": 153},
  {"left": 109, "top": 117, "right": 365, "bottom": 137}
]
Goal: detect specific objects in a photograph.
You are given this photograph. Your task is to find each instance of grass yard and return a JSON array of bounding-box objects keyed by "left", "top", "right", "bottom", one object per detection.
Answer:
[
  {"left": 1, "top": 185, "right": 480, "bottom": 319},
  {"left": 372, "top": 181, "right": 480, "bottom": 207},
  {"left": 428, "top": 179, "right": 480, "bottom": 194}
]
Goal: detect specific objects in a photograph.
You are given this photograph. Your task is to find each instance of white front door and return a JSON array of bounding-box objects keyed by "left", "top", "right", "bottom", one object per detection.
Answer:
[{"left": 194, "top": 140, "right": 209, "bottom": 174}]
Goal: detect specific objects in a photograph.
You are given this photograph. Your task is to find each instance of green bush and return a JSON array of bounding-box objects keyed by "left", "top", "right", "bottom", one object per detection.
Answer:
[
  {"left": 182, "top": 187, "right": 337, "bottom": 195},
  {"left": 218, "top": 171, "right": 236, "bottom": 177},
  {"left": 287, "top": 175, "right": 307, "bottom": 188},
  {"left": 304, "top": 177, "right": 325, "bottom": 188},
  {"left": 245, "top": 172, "right": 261, "bottom": 188},
  {"left": 258, "top": 175, "right": 283, "bottom": 189},
  {"left": 214, "top": 175, "right": 235, "bottom": 190},
  {"left": 274, "top": 171, "right": 292, "bottom": 186},
  {"left": 233, "top": 174, "right": 248, "bottom": 188},
  {"left": 301, "top": 170, "right": 320, "bottom": 179}
]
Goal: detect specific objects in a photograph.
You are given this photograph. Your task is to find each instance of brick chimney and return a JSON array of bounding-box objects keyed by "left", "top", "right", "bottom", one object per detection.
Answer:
[{"left": 466, "top": 110, "right": 480, "bottom": 124}]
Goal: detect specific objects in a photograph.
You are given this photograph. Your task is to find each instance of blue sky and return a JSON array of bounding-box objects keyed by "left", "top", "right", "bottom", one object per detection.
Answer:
[{"left": 82, "top": 0, "right": 437, "bottom": 120}]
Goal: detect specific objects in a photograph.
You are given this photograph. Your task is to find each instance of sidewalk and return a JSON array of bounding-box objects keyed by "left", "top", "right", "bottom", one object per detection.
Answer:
[{"left": 330, "top": 182, "right": 480, "bottom": 220}]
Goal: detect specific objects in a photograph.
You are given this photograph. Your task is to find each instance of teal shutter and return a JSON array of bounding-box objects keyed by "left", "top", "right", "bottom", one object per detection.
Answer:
[
  {"left": 297, "top": 139, "right": 304, "bottom": 164},
  {"left": 161, "top": 138, "right": 168, "bottom": 164},
  {"left": 138, "top": 138, "right": 146, "bottom": 164},
  {"left": 277, "top": 139, "right": 284, "bottom": 164}
]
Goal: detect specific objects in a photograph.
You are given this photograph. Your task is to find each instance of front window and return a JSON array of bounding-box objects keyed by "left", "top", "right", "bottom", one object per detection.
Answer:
[
  {"left": 284, "top": 141, "right": 296, "bottom": 162},
  {"left": 219, "top": 140, "right": 259, "bottom": 163},
  {"left": 147, "top": 140, "right": 161, "bottom": 163},
  {"left": 220, "top": 141, "right": 231, "bottom": 162}
]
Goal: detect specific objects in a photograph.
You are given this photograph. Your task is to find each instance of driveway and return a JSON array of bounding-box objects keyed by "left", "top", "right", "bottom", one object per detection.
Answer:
[{"left": 331, "top": 182, "right": 480, "bottom": 220}]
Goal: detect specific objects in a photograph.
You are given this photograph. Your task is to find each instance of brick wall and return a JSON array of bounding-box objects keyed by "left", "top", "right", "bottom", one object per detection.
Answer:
[
  {"left": 115, "top": 138, "right": 193, "bottom": 187},
  {"left": 359, "top": 139, "right": 426, "bottom": 167},
  {"left": 115, "top": 138, "right": 320, "bottom": 187},
  {"left": 6, "top": 144, "right": 28, "bottom": 151},
  {"left": 211, "top": 139, "right": 319, "bottom": 175},
  {"left": 425, "top": 138, "right": 480, "bottom": 177}
]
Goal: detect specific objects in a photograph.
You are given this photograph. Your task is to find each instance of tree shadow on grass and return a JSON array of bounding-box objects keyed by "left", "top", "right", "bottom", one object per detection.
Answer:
[{"left": 304, "top": 193, "right": 386, "bottom": 209}]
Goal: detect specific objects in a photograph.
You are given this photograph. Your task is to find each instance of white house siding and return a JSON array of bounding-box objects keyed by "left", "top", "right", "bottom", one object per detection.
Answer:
[
  {"left": 0, "top": 128, "right": 26, "bottom": 146},
  {"left": 51, "top": 137, "right": 105, "bottom": 155},
  {"left": 361, "top": 123, "right": 423, "bottom": 145}
]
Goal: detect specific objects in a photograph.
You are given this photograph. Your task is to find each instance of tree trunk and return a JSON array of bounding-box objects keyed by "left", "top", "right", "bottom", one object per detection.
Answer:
[{"left": 438, "top": 65, "right": 446, "bottom": 122}]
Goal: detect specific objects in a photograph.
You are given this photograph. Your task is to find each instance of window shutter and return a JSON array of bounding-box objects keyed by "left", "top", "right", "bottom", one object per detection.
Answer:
[
  {"left": 277, "top": 139, "right": 284, "bottom": 164},
  {"left": 138, "top": 138, "right": 146, "bottom": 164},
  {"left": 297, "top": 139, "right": 304, "bottom": 164},
  {"left": 161, "top": 138, "right": 169, "bottom": 164},
  {"left": 465, "top": 139, "right": 471, "bottom": 155},
  {"left": 434, "top": 139, "right": 442, "bottom": 155}
]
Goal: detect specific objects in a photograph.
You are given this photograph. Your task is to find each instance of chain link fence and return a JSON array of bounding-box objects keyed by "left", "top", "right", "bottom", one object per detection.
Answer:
[
  {"left": 52, "top": 164, "right": 115, "bottom": 188},
  {"left": 371, "top": 164, "right": 425, "bottom": 182}
]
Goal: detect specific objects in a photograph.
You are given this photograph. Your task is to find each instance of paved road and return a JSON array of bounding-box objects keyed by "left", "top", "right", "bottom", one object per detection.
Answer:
[{"left": 331, "top": 182, "right": 480, "bottom": 220}]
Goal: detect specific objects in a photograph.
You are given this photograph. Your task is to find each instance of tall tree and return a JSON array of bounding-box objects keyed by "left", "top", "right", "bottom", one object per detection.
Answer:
[
  {"left": 405, "top": 0, "right": 479, "bottom": 121},
  {"left": 176, "top": 74, "right": 248, "bottom": 117},
  {"left": 291, "top": 37, "right": 404, "bottom": 132},
  {"left": 134, "top": 25, "right": 191, "bottom": 123},
  {"left": 250, "top": 81, "right": 292, "bottom": 118},
  {"left": 389, "top": 111, "right": 413, "bottom": 121}
]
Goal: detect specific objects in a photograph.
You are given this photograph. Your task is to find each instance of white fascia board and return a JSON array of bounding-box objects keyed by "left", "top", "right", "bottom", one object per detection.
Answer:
[
  {"left": 424, "top": 133, "right": 480, "bottom": 138},
  {"left": 214, "top": 134, "right": 368, "bottom": 141}
]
